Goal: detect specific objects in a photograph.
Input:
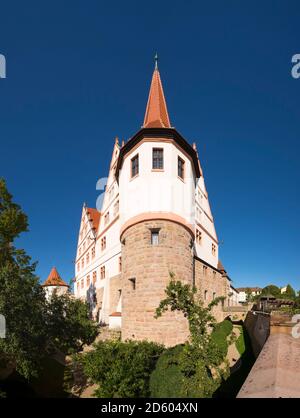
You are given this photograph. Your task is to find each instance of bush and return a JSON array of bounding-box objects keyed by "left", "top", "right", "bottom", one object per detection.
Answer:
[
  {"left": 150, "top": 343, "right": 229, "bottom": 398},
  {"left": 150, "top": 345, "right": 185, "bottom": 397},
  {"left": 81, "top": 340, "right": 164, "bottom": 397}
]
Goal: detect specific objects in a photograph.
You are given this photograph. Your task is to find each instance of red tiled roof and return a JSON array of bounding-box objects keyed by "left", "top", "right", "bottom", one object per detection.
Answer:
[
  {"left": 42, "top": 267, "right": 69, "bottom": 287},
  {"left": 143, "top": 64, "right": 171, "bottom": 129},
  {"left": 86, "top": 207, "right": 101, "bottom": 231}
]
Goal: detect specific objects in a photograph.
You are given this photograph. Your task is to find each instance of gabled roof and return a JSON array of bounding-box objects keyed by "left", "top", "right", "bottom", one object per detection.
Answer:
[
  {"left": 86, "top": 207, "right": 101, "bottom": 231},
  {"left": 42, "top": 267, "right": 69, "bottom": 287},
  {"left": 143, "top": 59, "right": 171, "bottom": 128},
  {"left": 237, "top": 287, "right": 262, "bottom": 292}
]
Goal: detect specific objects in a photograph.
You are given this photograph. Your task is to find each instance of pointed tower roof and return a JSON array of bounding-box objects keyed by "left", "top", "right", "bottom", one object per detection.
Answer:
[
  {"left": 143, "top": 55, "right": 171, "bottom": 128},
  {"left": 42, "top": 267, "right": 69, "bottom": 287}
]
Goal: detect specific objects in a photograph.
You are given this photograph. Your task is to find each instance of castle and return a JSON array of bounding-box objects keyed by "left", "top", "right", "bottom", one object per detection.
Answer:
[{"left": 73, "top": 58, "right": 237, "bottom": 346}]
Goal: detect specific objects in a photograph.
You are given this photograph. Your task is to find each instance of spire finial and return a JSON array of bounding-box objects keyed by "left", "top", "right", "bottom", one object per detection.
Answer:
[
  {"left": 143, "top": 54, "right": 171, "bottom": 128},
  {"left": 154, "top": 53, "right": 158, "bottom": 70}
]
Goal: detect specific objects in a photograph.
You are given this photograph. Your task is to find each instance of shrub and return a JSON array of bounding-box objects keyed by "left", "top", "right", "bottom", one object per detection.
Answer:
[
  {"left": 150, "top": 345, "right": 185, "bottom": 397},
  {"left": 154, "top": 276, "right": 230, "bottom": 398},
  {"left": 81, "top": 340, "right": 164, "bottom": 397}
]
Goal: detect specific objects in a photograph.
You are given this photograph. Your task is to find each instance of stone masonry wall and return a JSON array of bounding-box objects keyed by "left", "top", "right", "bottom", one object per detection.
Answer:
[
  {"left": 194, "top": 258, "right": 229, "bottom": 323},
  {"left": 121, "top": 220, "right": 194, "bottom": 347}
]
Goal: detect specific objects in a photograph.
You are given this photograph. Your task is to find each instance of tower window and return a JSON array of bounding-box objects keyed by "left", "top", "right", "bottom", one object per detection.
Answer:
[
  {"left": 131, "top": 154, "right": 139, "bottom": 178},
  {"left": 178, "top": 157, "right": 185, "bottom": 179},
  {"left": 152, "top": 148, "right": 164, "bottom": 170},
  {"left": 203, "top": 265, "right": 207, "bottom": 276},
  {"left": 119, "top": 256, "right": 122, "bottom": 272},
  {"left": 129, "top": 277, "right": 136, "bottom": 290},
  {"left": 204, "top": 290, "right": 208, "bottom": 300},
  {"left": 213, "top": 292, "right": 216, "bottom": 300},
  {"left": 151, "top": 229, "right": 159, "bottom": 245}
]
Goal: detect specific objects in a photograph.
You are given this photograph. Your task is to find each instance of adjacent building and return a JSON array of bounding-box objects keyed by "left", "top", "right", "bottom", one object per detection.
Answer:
[
  {"left": 237, "top": 287, "right": 262, "bottom": 303},
  {"left": 42, "top": 267, "right": 69, "bottom": 300}
]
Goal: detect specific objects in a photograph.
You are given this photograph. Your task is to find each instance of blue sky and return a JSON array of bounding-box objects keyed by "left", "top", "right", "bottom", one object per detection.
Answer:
[{"left": 0, "top": 0, "right": 299, "bottom": 290}]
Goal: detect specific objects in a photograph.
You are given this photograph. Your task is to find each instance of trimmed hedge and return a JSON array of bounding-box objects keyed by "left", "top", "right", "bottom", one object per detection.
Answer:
[{"left": 149, "top": 345, "right": 185, "bottom": 398}]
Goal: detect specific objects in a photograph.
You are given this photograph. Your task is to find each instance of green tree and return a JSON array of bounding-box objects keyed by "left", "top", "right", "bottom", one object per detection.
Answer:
[
  {"left": 0, "top": 179, "right": 97, "bottom": 379},
  {"left": 284, "top": 284, "right": 296, "bottom": 299},
  {"left": 154, "top": 273, "right": 229, "bottom": 397},
  {"left": 261, "top": 284, "right": 281, "bottom": 298},
  {"left": 0, "top": 178, "right": 48, "bottom": 378},
  {"left": 245, "top": 288, "right": 252, "bottom": 302},
  {"left": 46, "top": 294, "right": 98, "bottom": 354}
]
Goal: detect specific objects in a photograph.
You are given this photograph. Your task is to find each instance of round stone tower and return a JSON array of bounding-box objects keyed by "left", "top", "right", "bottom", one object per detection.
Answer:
[{"left": 121, "top": 217, "right": 194, "bottom": 346}]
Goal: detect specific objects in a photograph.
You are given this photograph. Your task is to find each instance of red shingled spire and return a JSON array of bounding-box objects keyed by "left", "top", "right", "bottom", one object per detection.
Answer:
[
  {"left": 143, "top": 54, "right": 171, "bottom": 129},
  {"left": 42, "top": 267, "right": 69, "bottom": 287}
]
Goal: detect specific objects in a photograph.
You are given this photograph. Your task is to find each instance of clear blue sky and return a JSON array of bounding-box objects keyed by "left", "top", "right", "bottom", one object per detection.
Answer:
[{"left": 0, "top": 0, "right": 299, "bottom": 290}]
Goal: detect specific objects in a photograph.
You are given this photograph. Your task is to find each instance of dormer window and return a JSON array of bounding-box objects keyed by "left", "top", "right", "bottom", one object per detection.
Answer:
[
  {"left": 131, "top": 154, "right": 139, "bottom": 178},
  {"left": 152, "top": 148, "right": 164, "bottom": 170}
]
